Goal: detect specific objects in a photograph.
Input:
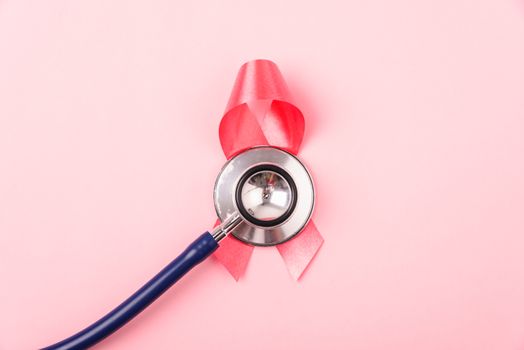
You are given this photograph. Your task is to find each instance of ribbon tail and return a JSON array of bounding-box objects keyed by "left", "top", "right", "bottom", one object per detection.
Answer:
[
  {"left": 212, "top": 220, "right": 254, "bottom": 281},
  {"left": 276, "top": 221, "right": 323, "bottom": 280}
]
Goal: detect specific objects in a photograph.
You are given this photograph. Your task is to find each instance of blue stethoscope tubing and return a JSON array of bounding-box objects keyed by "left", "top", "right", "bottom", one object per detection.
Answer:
[{"left": 42, "top": 232, "right": 217, "bottom": 350}]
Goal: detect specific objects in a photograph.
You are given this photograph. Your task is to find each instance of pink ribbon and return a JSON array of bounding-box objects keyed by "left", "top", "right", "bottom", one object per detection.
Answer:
[{"left": 213, "top": 59, "right": 323, "bottom": 280}]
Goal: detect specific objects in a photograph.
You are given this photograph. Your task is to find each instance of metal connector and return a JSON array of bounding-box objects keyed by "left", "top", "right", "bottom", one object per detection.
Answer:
[{"left": 211, "top": 211, "right": 243, "bottom": 243}]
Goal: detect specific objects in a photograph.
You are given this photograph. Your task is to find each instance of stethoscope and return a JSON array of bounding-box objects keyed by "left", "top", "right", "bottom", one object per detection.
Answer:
[{"left": 43, "top": 146, "right": 314, "bottom": 350}]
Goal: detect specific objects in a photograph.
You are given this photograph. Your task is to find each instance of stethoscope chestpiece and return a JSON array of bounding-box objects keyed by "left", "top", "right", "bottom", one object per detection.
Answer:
[{"left": 214, "top": 146, "right": 314, "bottom": 246}]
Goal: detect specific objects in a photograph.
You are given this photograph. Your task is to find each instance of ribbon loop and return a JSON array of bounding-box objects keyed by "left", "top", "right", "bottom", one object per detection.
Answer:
[
  {"left": 219, "top": 60, "right": 305, "bottom": 158},
  {"left": 225, "top": 59, "right": 293, "bottom": 112}
]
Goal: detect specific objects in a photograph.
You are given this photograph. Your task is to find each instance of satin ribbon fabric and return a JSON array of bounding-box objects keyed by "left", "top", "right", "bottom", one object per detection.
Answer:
[{"left": 214, "top": 60, "right": 323, "bottom": 280}]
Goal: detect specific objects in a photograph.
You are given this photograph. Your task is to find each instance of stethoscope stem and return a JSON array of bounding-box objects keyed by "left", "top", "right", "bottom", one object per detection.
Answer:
[
  {"left": 42, "top": 214, "right": 242, "bottom": 350},
  {"left": 211, "top": 211, "right": 242, "bottom": 242}
]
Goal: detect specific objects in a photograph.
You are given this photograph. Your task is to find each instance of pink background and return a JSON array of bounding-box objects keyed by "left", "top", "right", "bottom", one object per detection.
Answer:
[{"left": 1, "top": 0, "right": 524, "bottom": 349}]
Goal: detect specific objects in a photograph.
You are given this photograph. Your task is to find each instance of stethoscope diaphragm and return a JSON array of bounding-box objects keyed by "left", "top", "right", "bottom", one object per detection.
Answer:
[{"left": 214, "top": 146, "right": 314, "bottom": 246}]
